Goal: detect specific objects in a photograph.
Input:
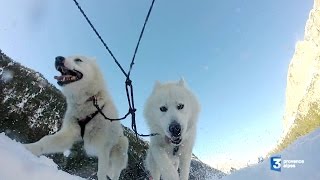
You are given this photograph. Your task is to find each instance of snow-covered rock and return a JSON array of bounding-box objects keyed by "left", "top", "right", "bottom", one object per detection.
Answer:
[{"left": 283, "top": 0, "right": 320, "bottom": 134}]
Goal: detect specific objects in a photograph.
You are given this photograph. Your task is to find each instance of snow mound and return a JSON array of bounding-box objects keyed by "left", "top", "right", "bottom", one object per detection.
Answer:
[
  {"left": 0, "top": 133, "right": 84, "bottom": 180},
  {"left": 219, "top": 128, "right": 320, "bottom": 180}
]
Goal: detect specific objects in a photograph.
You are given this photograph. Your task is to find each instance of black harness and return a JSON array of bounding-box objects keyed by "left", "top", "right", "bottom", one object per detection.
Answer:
[
  {"left": 165, "top": 136, "right": 180, "bottom": 156},
  {"left": 77, "top": 96, "right": 105, "bottom": 138},
  {"left": 77, "top": 94, "right": 158, "bottom": 139},
  {"left": 173, "top": 146, "right": 179, "bottom": 156}
]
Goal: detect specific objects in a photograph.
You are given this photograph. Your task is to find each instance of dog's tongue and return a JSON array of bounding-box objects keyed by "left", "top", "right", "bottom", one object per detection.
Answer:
[
  {"left": 54, "top": 75, "right": 63, "bottom": 80},
  {"left": 172, "top": 137, "right": 180, "bottom": 141},
  {"left": 165, "top": 136, "right": 181, "bottom": 144},
  {"left": 54, "top": 75, "right": 76, "bottom": 82}
]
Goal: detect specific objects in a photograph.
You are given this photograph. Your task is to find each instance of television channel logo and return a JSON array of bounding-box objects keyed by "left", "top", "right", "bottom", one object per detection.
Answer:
[{"left": 270, "top": 156, "right": 281, "bottom": 172}]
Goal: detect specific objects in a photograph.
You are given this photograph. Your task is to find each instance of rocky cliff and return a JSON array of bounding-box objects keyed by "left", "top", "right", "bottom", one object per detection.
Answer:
[
  {"left": 283, "top": 0, "right": 320, "bottom": 134},
  {"left": 0, "top": 50, "right": 225, "bottom": 180}
]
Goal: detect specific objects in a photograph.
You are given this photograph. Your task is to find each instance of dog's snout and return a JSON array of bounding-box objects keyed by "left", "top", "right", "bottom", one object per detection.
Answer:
[
  {"left": 169, "top": 121, "right": 181, "bottom": 137},
  {"left": 55, "top": 56, "right": 65, "bottom": 67}
]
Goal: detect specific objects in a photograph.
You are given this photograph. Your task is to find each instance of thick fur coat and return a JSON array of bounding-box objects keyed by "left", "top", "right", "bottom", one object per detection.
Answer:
[
  {"left": 144, "top": 79, "right": 200, "bottom": 180},
  {"left": 25, "top": 56, "right": 128, "bottom": 180}
]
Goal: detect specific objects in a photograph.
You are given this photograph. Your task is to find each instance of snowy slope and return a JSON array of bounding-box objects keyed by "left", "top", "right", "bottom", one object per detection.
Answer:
[
  {"left": 219, "top": 128, "right": 320, "bottom": 180},
  {"left": 1, "top": 128, "right": 319, "bottom": 180},
  {"left": 0, "top": 133, "right": 84, "bottom": 180}
]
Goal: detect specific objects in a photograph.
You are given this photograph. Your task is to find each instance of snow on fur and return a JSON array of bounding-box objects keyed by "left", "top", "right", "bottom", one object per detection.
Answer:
[{"left": 0, "top": 133, "right": 84, "bottom": 180}]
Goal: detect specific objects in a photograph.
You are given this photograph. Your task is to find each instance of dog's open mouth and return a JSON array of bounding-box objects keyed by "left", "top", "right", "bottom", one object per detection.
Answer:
[
  {"left": 54, "top": 66, "right": 83, "bottom": 86},
  {"left": 166, "top": 136, "right": 182, "bottom": 145}
]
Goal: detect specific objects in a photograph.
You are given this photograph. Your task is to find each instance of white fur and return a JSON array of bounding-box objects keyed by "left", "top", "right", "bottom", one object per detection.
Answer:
[
  {"left": 24, "top": 56, "right": 128, "bottom": 180},
  {"left": 144, "top": 79, "right": 200, "bottom": 180}
]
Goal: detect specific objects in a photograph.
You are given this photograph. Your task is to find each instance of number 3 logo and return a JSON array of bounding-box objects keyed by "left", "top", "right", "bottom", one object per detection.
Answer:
[
  {"left": 273, "top": 158, "right": 281, "bottom": 169},
  {"left": 271, "top": 156, "right": 281, "bottom": 172}
]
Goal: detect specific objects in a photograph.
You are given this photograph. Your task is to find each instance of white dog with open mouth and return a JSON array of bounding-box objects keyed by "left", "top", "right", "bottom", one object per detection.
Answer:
[
  {"left": 144, "top": 79, "right": 200, "bottom": 180},
  {"left": 24, "top": 56, "right": 128, "bottom": 180}
]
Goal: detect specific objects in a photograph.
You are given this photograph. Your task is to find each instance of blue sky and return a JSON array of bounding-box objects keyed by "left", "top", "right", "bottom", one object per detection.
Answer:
[{"left": 0, "top": 0, "right": 314, "bottom": 170}]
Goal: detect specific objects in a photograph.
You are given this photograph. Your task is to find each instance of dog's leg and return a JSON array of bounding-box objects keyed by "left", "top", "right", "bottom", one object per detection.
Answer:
[
  {"left": 145, "top": 150, "right": 161, "bottom": 180},
  {"left": 97, "top": 144, "right": 113, "bottom": 180},
  {"left": 24, "top": 127, "right": 77, "bottom": 156},
  {"left": 109, "top": 136, "right": 129, "bottom": 180},
  {"left": 178, "top": 150, "right": 192, "bottom": 180},
  {"left": 150, "top": 147, "right": 179, "bottom": 180}
]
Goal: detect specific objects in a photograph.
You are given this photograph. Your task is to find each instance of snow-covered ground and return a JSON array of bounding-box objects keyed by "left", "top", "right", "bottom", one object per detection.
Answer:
[
  {"left": 0, "top": 128, "right": 319, "bottom": 180},
  {"left": 0, "top": 133, "right": 84, "bottom": 180},
  {"left": 219, "top": 128, "right": 320, "bottom": 180}
]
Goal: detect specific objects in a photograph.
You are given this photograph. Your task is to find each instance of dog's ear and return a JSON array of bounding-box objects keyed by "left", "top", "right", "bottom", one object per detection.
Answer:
[
  {"left": 151, "top": 81, "right": 162, "bottom": 94},
  {"left": 178, "top": 77, "right": 186, "bottom": 87},
  {"left": 90, "top": 56, "right": 97, "bottom": 62},
  {"left": 154, "top": 80, "right": 162, "bottom": 89}
]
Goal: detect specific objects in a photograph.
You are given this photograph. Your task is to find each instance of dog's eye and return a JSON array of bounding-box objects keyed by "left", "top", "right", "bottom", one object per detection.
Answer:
[
  {"left": 74, "top": 58, "right": 82, "bottom": 62},
  {"left": 177, "top": 103, "right": 184, "bottom": 110},
  {"left": 160, "top": 106, "right": 168, "bottom": 112}
]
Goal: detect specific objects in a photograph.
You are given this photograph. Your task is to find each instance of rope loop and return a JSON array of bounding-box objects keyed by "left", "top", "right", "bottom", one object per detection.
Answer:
[{"left": 72, "top": 0, "right": 158, "bottom": 137}]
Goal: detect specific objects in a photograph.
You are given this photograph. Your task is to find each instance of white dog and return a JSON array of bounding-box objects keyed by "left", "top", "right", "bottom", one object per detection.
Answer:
[
  {"left": 144, "top": 79, "right": 200, "bottom": 180},
  {"left": 24, "top": 56, "right": 128, "bottom": 180}
]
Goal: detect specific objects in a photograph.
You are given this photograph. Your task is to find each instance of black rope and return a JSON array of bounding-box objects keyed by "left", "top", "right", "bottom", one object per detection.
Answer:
[
  {"left": 125, "top": 79, "right": 159, "bottom": 137},
  {"left": 92, "top": 98, "right": 131, "bottom": 122},
  {"left": 72, "top": 0, "right": 158, "bottom": 137},
  {"left": 72, "top": 0, "right": 128, "bottom": 78},
  {"left": 127, "top": 0, "right": 156, "bottom": 78},
  {"left": 126, "top": 0, "right": 156, "bottom": 137}
]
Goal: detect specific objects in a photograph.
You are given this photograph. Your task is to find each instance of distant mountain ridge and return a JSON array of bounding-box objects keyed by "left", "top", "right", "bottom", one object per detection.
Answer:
[
  {"left": 283, "top": 0, "right": 320, "bottom": 134},
  {"left": 0, "top": 49, "right": 225, "bottom": 179},
  {"left": 269, "top": 0, "right": 320, "bottom": 154}
]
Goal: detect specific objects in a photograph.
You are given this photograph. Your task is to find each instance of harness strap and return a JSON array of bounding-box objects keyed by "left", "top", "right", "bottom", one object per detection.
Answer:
[
  {"left": 77, "top": 105, "right": 105, "bottom": 138},
  {"left": 173, "top": 146, "right": 179, "bottom": 156}
]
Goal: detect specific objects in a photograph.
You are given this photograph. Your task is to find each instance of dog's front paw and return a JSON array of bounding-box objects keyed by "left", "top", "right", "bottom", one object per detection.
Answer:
[
  {"left": 24, "top": 143, "right": 43, "bottom": 156},
  {"left": 162, "top": 171, "right": 179, "bottom": 180}
]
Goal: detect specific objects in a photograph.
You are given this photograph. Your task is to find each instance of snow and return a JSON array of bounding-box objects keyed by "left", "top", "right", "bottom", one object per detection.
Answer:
[
  {"left": 2, "top": 88, "right": 15, "bottom": 103},
  {"left": 63, "top": 150, "right": 71, "bottom": 157},
  {"left": 0, "top": 133, "right": 84, "bottom": 180},
  {"left": 16, "top": 97, "right": 28, "bottom": 109},
  {"left": 0, "top": 69, "right": 13, "bottom": 82},
  {"left": 0, "top": 128, "right": 319, "bottom": 180},
  {"left": 217, "top": 128, "right": 320, "bottom": 180}
]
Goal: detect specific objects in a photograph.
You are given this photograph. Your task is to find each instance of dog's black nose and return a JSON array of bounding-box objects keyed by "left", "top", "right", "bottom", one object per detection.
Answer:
[
  {"left": 55, "top": 56, "right": 65, "bottom": 67},
  {"left": 169, "top": 121, "right": 181, "bottom": 137}
]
